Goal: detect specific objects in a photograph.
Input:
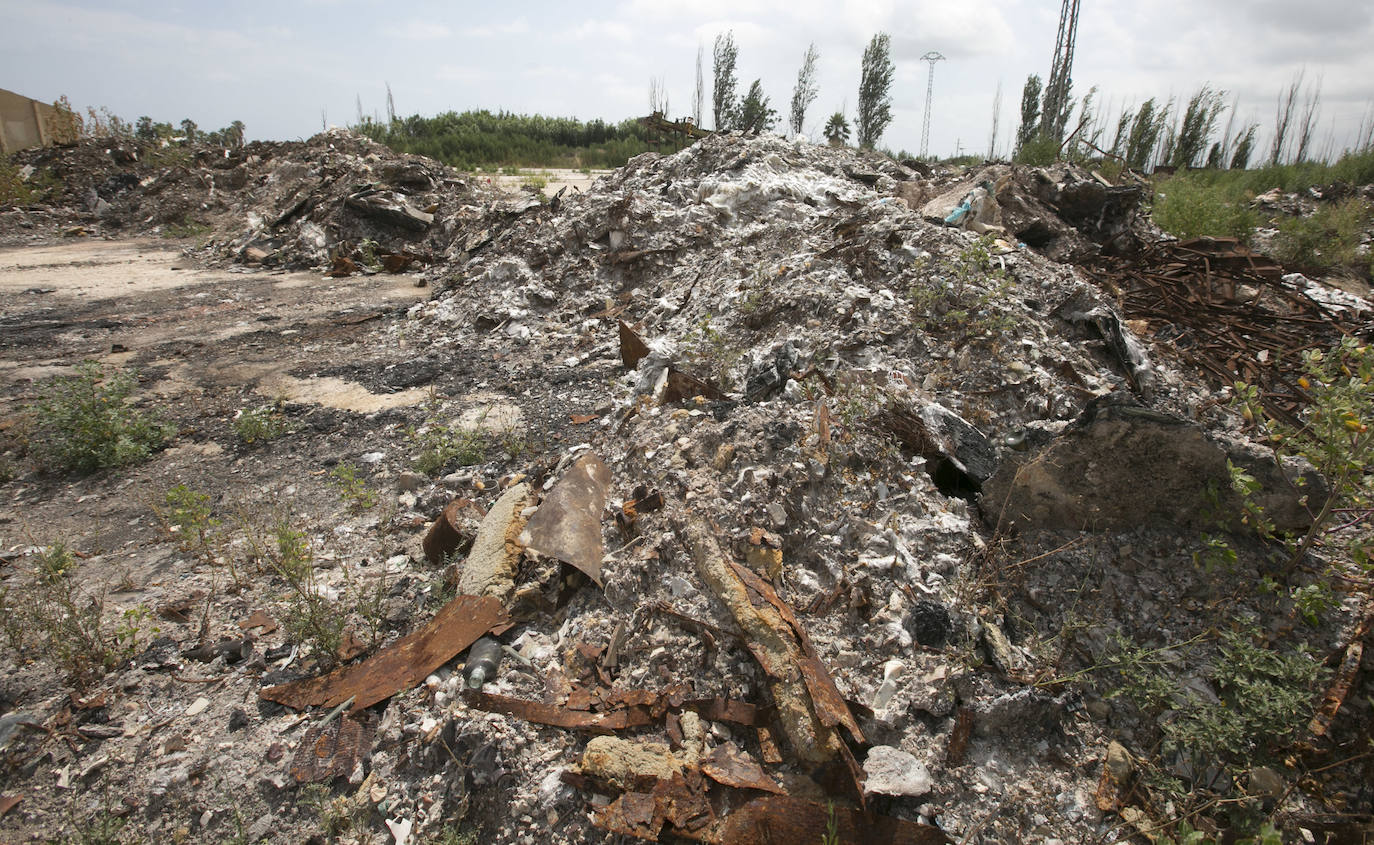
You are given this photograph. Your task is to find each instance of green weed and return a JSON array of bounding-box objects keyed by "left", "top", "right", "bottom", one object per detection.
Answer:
[
  {"left": 6, "top": 543, "right": 145, "bottom": 686},
  {"left": 162, "top": 216, "right": 211, "bottom": 239},
  {"left": 233, "top": 404, "right": 290, "bottom": 445},
  {"left": 909, "top": 235, "right": 1020, "bottom": 338},
  {"left": 329, "top": 462, "right": 376, "bottom": 512},
  {"left": 28, "top": 361, "right": 175, "bottom": 474},
  {"left": 410, "top": 423, "right": 488, "bottom": 476}
]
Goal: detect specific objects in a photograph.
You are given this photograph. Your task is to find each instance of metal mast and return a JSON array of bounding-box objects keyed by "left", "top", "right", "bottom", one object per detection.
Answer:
[
  {"left": 919, "top": 51, "right": 945, "bottom": 158},
  {"left": 1041, "top": 0, "right": 1081, "bottom": 143}
]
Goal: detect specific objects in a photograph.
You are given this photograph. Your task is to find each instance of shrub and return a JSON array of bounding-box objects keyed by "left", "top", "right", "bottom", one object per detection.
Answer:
[
  {"left": 29, "top": 361, "right": 175, "bottom": 474},
  {"left": 1152, "top": 175, "right": 1259, "bottom": 240},
  {"left": 233, "top": 403, "right": 290, "bottom": 445}
]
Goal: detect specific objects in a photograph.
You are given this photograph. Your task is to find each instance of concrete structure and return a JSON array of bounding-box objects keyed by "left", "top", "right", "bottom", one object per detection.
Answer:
[{"left": 1, "top": 88, "right": 76, "bottom": 154}]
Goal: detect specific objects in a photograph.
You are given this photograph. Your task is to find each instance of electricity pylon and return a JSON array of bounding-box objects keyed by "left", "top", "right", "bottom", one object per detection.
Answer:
[{"left": 920, "top": 51, "right": 945, "bottom": 159}]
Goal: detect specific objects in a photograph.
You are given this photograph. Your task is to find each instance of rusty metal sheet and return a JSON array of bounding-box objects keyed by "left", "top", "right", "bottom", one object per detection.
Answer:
[
  {"left": 699, "top": 743, "right": 783, "bottom": 794},
  {"left": 289, "top": 714, "right": 376, "bottom": 783},
  {"left": 727, "top": 559, "right": 864, "bottom": 745},
  {"left": 946, "top": 705, "right": 974, "bottom": 766},
  {"left": 619, "top": 320, "right": 650, "bottom": 369},
  {"left": 422, "top": 497, "right": 482, "bottom": 566},
  {"left": 1310, "top": 610, "right": 1373, "bottom": 738},
  {"left": 593, "top": 791, "right": 663, "bottom": 839},
  {"left": 686, "top": 697, "right": 760, "bottom": 727},
  {"left": 663, "top": 367, "right": 726, "bottom": 404},
  {"left": 716, "top": 795, "right": 950, "bottom": 844},
  {"left": 260, "top": 594, "right": 508, "bottom": 713},
  {"left": 464, "top": 690, "right": 656, "bottom": 732},
  {"left": 0, "top": 795, "right": 21, "bottom": 818},
  {"left": 520, "top": 453, "right": 611, "bottom": 585}
]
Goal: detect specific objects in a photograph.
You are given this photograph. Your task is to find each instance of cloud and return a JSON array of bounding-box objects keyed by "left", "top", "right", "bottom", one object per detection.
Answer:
[
  {"left": 462, "top": 18, "right": 531, "bottom": 38},
  {"left": 383, "top": 20, "right": 453, "bottom": 41},
  {"left": 568, "top": 20, "right": 635, "bottom": 42}
]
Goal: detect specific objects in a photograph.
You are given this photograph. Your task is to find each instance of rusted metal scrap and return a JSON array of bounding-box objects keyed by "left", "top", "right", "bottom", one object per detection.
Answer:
[
  {"left": 1309, "top": 609, "right": 1373, "bottom": 739},
  {"left": 289, "top": 714, "right": 376, "bottom": 783},
  {"left": 619, "top": 320, "right": 650, "bottom": 369},
  {"left": 260, "top": 594, "right": 508, "bottom": 713},
  {"left": 717, "top": 795, "right": 950, "bottom": 844},
  {"left": 663, "top": 367, "right": 726, "bottom": 404},
  {"left": 684, "top": 518, "right": 863, "bottom": 769},
  {"left": 422, "top": 497, "right": 483, "bottom": 565},
  {"left": 699, "top": 743, "right": 783, "bottom": 794},
  {"left": 519, "top": 452, "right": 611, "bottom": 585},
  {"left": 1078, "top": 237, "right": 1362, "bottom": 425},
  {"left": 465, "top": 689, "right": 657, "bottom": 732}
]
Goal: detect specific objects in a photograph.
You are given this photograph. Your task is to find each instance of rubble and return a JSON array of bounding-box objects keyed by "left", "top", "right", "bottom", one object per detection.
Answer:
[{"left": 2, "top": 129, "right": 1372, "bottom": 843}]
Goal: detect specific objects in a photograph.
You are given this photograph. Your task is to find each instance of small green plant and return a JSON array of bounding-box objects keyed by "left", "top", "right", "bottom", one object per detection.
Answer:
[
  {"left": 500, "top": 165, "right": 520, "bottom": 176},
  {"left": 28, "top": 361, "right": 175, "bottom": 474},
  {"left": 162, "top": 216, "right": 211, "bottom": 239},
  {"left": 1233, "top": 338, "right": 1374, "bottom": 575},
  {"left": 909, "top": 236, "right": 1019, "bottom": 339},
  {"left": 233, "top": 403, "right": 290, "bottom": 445},
  {"left": 266, "top": 516, "right": 344, "bottom": 664},
  {"left": 520, "top": 173, "right": 548, "bottom": 191},
  {"left": 1273, "top": 198, "right": 1374, "bottom": 275},
  {"left": 329, "top": 462, "right": 376, "bottom": 511},
  {"left": 157, "top": 484, "right": 220, "bottom": 554},
  {"left": 678, "top": 315, "right": 738, "bottom": 385},
  {"left": 410, "top": 423, "right": 488, "bottom": 476},
  {"left": 298, "top": 783, "right": 369, "bottom": 839},
  {"left": 9, "top": 543, "right": 124, "bottom": 685},
  {"left": 821, "top": 801, "right": 840, "bottom": 845}
]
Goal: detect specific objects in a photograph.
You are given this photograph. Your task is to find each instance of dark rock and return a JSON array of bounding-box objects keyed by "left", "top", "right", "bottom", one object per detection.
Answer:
[
  {"left": 228, "top": 708, "right": 250, "bottom": 732},
  {"left": 905, "top": 600, "right": 953, "bottom": 647}
]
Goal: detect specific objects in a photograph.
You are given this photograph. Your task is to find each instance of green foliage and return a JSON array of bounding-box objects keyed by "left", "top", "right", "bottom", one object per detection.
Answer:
[
  {"left": 329, "top": 462, "right": 376, "bottom": 511},
  {"left": 789, "top": 43, "right": 820, "bottom": 136},
  {"left": 266, "top": 516, "right": 345, "bottom": 664},
  {"left": 712, "top": 31, "right": 740, "bottom": 131},
  {"left": 28, "top": 361, "right": 174, "bottom": 475},
  {"left": 821, "top": 802, "right": 840, "bottom": 845},
  {"left": 6, "top": 543, "right": 139, "bottom": 686},
  {"left": 1, "top": 155, "right": 36, "bottom": 205},
  {"left": 356, "top": 109, "right": 651, "bottom": 170},
  {"left": 162, "top": 217, "right": 211, "bottom": 239},
  {"left": 1273, "top": 197, "right": 1374, "bottom": 274},
  {"left": 736, "top": 79, "right": 779, "bottom": 134},
  {"left": 1151, "top": 174, "right": 1259, "bottom": 240},
  {"left": 233, "top": 403, "right": 291, "bottom": 445},
  {"left": 679, "top": 315, "right": 739, "bottom": 385},
  {"left": 856, "top": 32, "right": 894, "bottom": 149},
  {"left": 520, "top": 173, "right": 548, "bottom": 191},
  {"left": 410, "top": 421, "right": 489, "bottom": 476},
  {"left": 1014, "top": 74, "right": 1043, "bottom": 155},
  {"left": 1014, "top": 135, "right": 1060, "bottom": 166},
  {"left": 1170, "top": 85, "right": 1227, "bottom": 170},
  {"left": 1232, "top": 341, "right": 1374, "bottom": 578},
  {"left": 823, "top": 112, "right": 850, "bottom": 147},
  {"left": 158, "top": 484, "right": 220, "bottom": 557},
  {"left": 908, "top": 236, "right": 1020, "bottom": 338}
]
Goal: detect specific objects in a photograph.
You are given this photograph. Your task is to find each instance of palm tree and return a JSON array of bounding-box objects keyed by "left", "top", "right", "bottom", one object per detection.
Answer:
[{"left": 823, "top": 112, "right": 850, "bottom": 146}]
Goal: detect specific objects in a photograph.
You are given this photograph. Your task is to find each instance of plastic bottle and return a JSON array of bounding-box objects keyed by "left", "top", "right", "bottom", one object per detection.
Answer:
[{"left": 463, "top": 637, "right": 502, "bottom": 689}]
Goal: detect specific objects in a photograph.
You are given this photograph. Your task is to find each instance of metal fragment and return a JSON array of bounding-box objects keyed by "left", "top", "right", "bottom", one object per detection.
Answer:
[
  {"left": 260, "top": 594, "right": 508, "bottom": 713},
  {"left": 289, "top": 714, "right": 376, "bottom": 783},
  {"left": 519, "top": 453, "right": 611, "bottom": 585}
]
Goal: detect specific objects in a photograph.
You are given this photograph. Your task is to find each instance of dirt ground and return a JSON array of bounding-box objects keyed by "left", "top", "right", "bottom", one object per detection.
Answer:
[{"left": 0, "top": 237, "right": 579, "bottom": 842}]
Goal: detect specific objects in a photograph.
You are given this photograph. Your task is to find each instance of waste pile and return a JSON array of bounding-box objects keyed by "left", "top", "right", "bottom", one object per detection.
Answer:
[
  {"left": 1, "top": 130, "right": 1370, "bottom": 843},
  {"left": 1, "top": 130, "right": 500, "bottom": 272}
]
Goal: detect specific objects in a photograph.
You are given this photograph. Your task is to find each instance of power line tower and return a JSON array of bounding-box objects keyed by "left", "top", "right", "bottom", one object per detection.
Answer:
[
  {"left": 919, "top": 51, "right": 945, "bottom": 159},
  {"left": 1041, "top": 0, "right": 1081, "bottom": 143}
]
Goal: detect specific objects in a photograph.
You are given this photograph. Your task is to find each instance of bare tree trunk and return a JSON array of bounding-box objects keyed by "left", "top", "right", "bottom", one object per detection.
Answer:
[
  {"left": 693, "top": 45, "right": 705, "bottom": 127},
  {"left": 1271, "top": 70, "right": 1303, "bottom": 165},
  {"left": 1294, "top": 75, "right": 1323, "bottom": 164}
]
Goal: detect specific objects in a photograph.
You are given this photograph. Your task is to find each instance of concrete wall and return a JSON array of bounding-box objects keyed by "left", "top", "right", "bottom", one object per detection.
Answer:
[{"left": 0, "top": 88, "right": 74, "bottom": 155}]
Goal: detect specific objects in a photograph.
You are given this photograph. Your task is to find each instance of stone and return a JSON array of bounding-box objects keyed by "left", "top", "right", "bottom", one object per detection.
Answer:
[
  {"left": 580, "top": 736, "right": 683, "bottom": 789},
  {"left": 1247, "top": 766, "right": 1284, "bottom": 799},
  {"left": 862, "top": 746, "right": 932, "bottom": 798},
  {"left": 456, "top": 482, "right": 532, "bottom": 603}
]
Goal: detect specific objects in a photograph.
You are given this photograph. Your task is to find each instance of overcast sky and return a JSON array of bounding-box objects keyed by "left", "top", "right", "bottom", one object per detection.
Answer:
[{"left": 4, "top": 0, "right": 1372, "bottom": 161}]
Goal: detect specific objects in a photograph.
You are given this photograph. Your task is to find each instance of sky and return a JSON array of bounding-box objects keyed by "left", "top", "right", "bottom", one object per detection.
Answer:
[{"left": 3, "top": 0, "right": 1373, "bottom": 161}]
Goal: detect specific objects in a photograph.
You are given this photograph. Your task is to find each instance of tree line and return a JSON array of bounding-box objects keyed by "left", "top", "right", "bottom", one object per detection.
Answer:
[
  {"left": 1010, "top": 69, "right": 1364, "bottom": 172},
  {"left": 694, "top": 31, "right": 897, "bottom": 151}
]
